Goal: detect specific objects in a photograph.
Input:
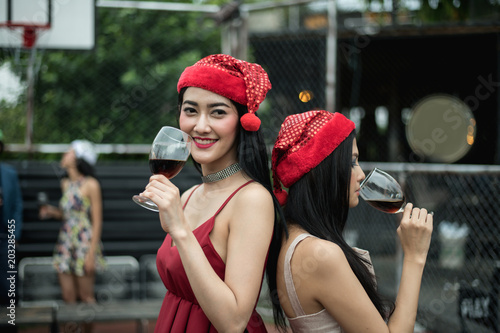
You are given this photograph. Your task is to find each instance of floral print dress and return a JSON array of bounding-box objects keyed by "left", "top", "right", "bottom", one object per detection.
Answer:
[{"left": 53, "top": 177, "right": 106, "bottom": 276}]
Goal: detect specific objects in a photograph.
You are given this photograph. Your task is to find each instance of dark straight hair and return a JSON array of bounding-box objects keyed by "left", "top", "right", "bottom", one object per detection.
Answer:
[
  {"left": 76, "top": 159, "right": 96, "bottom": 178},
  {"left": 62, "top": 158, "right": 96, "bottom": 180},
  {"left": 60, "top": 159, "right": 98, "bottom": 199},
  {"left": 271, "top": 131, "right": 392, "bottom": 331},
  {"left": 177, "top": 88, "right": 287, "bottom": 323}
]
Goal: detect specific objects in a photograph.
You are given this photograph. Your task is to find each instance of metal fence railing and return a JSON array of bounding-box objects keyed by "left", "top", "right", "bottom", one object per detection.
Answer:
[
  {"left": 2, "top": 1, "right": 500, "bottom": 166},
  {"left": 346, "top": 163, "right": 500, "bottom": 333}
]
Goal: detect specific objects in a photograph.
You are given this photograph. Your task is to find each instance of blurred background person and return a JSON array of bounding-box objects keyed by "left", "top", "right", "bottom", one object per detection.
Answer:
[{"left": 39, "top": 140, "right": 105, "bottom": 332}]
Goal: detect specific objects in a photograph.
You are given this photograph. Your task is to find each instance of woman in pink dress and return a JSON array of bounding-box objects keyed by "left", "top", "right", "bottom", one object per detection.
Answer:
[
  {"left": 140, "top": 54, "right": 284, "bottom": 332},
  {"left": 270, "top": 110, "right": 433, "bottom": 332}
]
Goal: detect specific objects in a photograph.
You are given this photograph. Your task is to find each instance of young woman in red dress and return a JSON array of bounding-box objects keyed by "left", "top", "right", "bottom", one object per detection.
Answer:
[{"left": 140, "top": 54, "right": 284, "bottom": 333}]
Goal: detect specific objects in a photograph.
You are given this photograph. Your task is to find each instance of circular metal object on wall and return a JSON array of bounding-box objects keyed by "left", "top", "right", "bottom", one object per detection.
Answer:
[{"left": 406, "top": 94, "right": 476, "bottom": 163}]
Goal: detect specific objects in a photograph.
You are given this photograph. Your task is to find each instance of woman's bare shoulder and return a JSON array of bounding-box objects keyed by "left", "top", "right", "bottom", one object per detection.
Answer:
[
  {"left": 82, "top": 177, "right": 101, "bottom": 191},
  {"left": 80, "top": 177, "right": 101, "bottom": 198},
  {"left": 233, "top": 181, "right": 272, "bottom": 206},
  {"left": 292, "top": 236, "right": 350, "bottom": 277},
  {"left": 180, "top": 183, "right": 201, "bottom": 203},
  {"left": 228, "top": 181, "right": 274, "bottom": 232}
]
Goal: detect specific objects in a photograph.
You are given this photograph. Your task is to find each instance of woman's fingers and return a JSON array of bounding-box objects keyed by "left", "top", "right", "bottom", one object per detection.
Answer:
[
  {"left": 141, "top": 175, "right": 181, "bottom": 212},
  {"left": 145, "top": 174, "right": 171, "bottom": 188},
  {"left": 412, "top": 207, "right": 427, "bottom": 221},
  {"left": 402, "top": 202, "right": 414, "bottom": 220},
  {"left": 141, "top": 175, "right": 172, "bottom": 196},
  {"left": 402, "top": 203, "right": 432, "bottom": 224},
  {"left": 398, "top": 202, "right": 434, "bottom": 260}
]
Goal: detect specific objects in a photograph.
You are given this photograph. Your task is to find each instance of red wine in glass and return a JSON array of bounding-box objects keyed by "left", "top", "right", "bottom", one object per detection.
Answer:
[
  {"left": 364, "top": 198, "right": 406, "bottom": 214},
  {"left": 149, "top": 159, "right": 186, "bottom": 179},
  {"left": 132, "top": 126, "right": 192, "bottom": 212},
  {"left": 360, "top": 168, "right": 406, "bottom": 214}
]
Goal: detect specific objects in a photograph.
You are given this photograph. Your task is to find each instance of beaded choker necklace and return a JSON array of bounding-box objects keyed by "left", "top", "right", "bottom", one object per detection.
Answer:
[{"left": 201, "top": 163, "right": 242, "bottom": 183}]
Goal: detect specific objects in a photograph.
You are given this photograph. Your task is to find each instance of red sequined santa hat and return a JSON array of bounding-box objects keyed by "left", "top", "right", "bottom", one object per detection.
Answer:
[
  {"left": 271, "top": 110, "right": 355, "bottom": 205},
  {"left": 177, "top": 54, "right": 272, "bottom": 131}
]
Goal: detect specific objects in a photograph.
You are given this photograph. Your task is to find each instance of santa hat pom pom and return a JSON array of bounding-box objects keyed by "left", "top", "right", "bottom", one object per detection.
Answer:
[
  {"left": 240, "top": 113, "right": 261, "bottom": 131},
  {"left": 274, "top": 189, "right": 288, "bottom": 206}
]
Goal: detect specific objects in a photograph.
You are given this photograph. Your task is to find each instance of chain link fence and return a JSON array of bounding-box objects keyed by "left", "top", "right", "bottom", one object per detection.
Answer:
[
  {"left": 2, "top": 0, "right": 498, "bottom": 163},
  {"left": 347, "top": 163, "right": 500, "bottom": 332},
  {"left": 1, "top": 1, "right": 500, "bottom": 332}
]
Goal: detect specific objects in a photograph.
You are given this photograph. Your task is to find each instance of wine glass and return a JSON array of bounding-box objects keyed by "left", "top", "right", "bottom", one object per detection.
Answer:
[
  {"left": 359, "top": 168, "right": 406, "bottom": 214},
  {"left": 132, "top": 126, "right": 192, "bottom": 212}
]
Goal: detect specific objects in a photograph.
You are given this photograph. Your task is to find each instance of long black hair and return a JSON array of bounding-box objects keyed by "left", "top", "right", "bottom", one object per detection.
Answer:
[
  {"left": 177, "top": 88, "right": 287, "bottom": 321},
  {"left": 62, "top": 158, "right": 97, "bottom": 180},
  {"left": 75, "top": 159, "right": 96, "bottom": 178},
  {"left": 271, "top": 131, "right": 392, "bottom": 331}
]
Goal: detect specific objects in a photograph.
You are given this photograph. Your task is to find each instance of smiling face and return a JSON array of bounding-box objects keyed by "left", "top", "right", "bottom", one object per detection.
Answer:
[
  {"left": 179, "top": 87, "right": 240, "bottom": 170},
  {"left": 349, "top": 138, "right": 365, "bottom": 208}
]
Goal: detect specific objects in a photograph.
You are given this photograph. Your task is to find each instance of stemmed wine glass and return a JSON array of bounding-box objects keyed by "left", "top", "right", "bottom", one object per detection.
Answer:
[
  {"left": 132, "top": 126, "right": 192, "bottom": 212},
  {"left": 359, "top": 168, "right": 406, "bottom": 214}
]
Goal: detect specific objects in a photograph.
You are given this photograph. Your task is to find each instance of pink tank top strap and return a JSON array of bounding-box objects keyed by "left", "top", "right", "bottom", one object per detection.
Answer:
[
  {"left": 284, "top": 233, "right": 315, "bottom": 317},
  {"left": 182, "top": 184, "right": 202, "bottom": 209}
]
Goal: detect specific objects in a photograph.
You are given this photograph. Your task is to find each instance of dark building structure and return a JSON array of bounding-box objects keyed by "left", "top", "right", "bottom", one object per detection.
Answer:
[{"left": 249, "top": 3, "right": 500, "bottom": 165}]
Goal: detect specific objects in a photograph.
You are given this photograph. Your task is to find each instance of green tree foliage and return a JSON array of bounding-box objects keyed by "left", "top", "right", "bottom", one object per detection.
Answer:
[{"left": 1, "top": 2, "right": 221, "bottom": 145}]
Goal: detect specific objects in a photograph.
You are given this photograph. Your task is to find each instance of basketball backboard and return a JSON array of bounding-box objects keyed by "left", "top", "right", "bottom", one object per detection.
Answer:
[{"left": 0, "top": 0, "right": 95, "bottom": 50}]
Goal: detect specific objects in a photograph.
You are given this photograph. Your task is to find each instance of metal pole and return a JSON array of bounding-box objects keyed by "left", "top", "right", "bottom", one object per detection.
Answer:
[
  {"left": 238, "top": 10, "right": 249, "bottom": 60},
  {"left": 325, "top": 0, "right": 337, "bottom": 112},
  {"left": 497, "top": 34, "right": 500, "bottom": 164},
  {"left": 25, "top": 47, "right": 36, "bottom": 151},
  {"left": 221, "top": 24, "right": 230, "bottom": 56},
  {"left": 96, "top": 0, "right": 219, "bottom": 13}
]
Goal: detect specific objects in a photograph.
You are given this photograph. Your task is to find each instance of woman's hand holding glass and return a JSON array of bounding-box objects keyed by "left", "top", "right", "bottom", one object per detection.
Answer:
[
  {"left": 397, "top": 203, "right": 434, "bottom": 263},
  {"left": 360, "top": 168, "right": 433, "bottom": 260},
  {"left": 140, "top": 174, "right": 187, "bottom": 234}
]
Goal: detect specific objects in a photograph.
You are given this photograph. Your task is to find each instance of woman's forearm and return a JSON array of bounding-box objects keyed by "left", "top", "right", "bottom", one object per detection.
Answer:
[
  {"left": 49, "top": 205, "right": 63, "bottom": 220},
  {"left": 173, "top": 230, "right": 251, "bottom": 332},
  {"left": 387, "top": 258, "right": 426, "bottom": 332}
]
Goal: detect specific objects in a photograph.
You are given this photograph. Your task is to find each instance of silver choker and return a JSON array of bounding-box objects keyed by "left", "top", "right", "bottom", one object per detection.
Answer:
[{"left": 201, "top": 163, "right": 242, "bottom": 183}]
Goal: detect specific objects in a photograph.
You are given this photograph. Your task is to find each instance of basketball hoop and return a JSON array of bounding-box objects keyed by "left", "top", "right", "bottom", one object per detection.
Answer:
[
  {"left": 0, "top": 15, "right": 51, "bottom": 149},
  {"left": 0, "top": 0, "right": 52, "bottom": 49},
  {"left": 0, "top": 23, "right": 51, "bottom": 49},
  {"left": 0, "top": 0, "right": 95, "bottom": 149},
  {"left": 23, "top": 27, "right": 36, "bottom": 48}
]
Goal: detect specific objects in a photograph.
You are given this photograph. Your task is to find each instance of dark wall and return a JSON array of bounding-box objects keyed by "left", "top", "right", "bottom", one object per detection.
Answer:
[
  {"left": 12, "top": 160, "right": 201, "bottom": 261},
  {"left": 251, "top": 31, "right": 499, "bottom": 165},
  {"left": 338, "top": 32, "right": 498, "bottom": 164}
]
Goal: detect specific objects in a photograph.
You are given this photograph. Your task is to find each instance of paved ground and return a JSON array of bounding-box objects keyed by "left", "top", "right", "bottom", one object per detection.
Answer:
[
  {"left": 15, "top": 257, "right": 498, "bottom": 333},
  {"left": 18, "top": 320, "right": 290, "bottom": 333}
]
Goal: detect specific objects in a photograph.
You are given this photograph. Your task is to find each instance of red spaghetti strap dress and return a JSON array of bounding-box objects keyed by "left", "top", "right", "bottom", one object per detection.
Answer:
[{"left": 154, "top": 181, "right": 268, "bottom": 333}]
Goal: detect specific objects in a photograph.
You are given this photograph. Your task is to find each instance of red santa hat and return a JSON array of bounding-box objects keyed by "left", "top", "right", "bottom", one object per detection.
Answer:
[
  {"left": 177, "top": 54, "right": 272, "bottom": 131},
  {"left": 271, "top": 110, "right": 355, "bottom": 205}
]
